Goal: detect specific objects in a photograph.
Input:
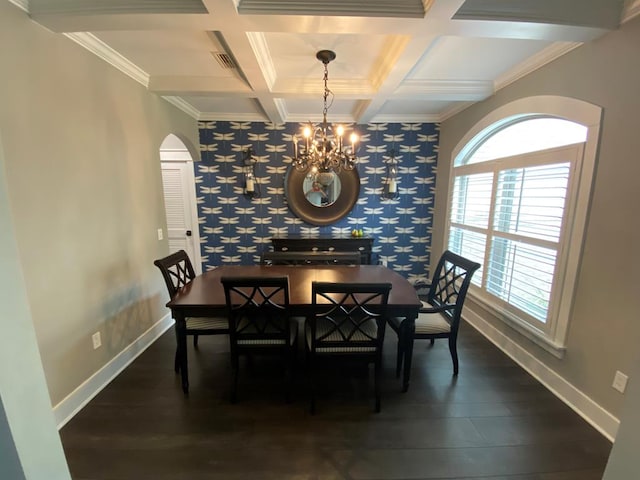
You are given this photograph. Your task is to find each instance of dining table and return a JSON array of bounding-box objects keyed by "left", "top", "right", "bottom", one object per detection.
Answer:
[{"left": 166, "top": 264, "right": 422, "bottom": 394}]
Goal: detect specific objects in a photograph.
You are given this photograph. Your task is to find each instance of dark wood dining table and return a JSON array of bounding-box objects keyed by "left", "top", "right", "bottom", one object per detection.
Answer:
[{"left": 167, "top": 265, "right": 421, "bottom": 394}]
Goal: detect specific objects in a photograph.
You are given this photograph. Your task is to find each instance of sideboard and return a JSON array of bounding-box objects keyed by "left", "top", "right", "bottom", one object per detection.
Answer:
[{"left": 270, "top": 236, "right": 375, "bottom": 265}]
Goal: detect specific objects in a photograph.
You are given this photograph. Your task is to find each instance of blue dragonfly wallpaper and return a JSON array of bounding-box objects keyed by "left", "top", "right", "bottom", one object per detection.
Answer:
[{"left": 196, "top": 121, "right": 439, "bottom": 284}]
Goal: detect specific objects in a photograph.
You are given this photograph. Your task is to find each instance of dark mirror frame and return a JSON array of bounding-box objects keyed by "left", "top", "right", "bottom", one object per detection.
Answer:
[{"left": 284, "top": 167, "right": 360, "bottom": 226}]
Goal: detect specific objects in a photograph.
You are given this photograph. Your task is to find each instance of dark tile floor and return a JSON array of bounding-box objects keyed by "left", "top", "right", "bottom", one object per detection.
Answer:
[{"left": 60, "top": 323, "right": 612, "bottom": 479}]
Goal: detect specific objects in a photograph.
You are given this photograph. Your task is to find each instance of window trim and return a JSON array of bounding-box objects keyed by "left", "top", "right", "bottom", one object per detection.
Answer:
[{"left": 447, "top": 96, "right": 602, "bottom": 357}]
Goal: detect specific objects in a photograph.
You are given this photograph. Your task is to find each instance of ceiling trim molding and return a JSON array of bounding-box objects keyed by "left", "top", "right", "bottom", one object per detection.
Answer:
[
  {"left": 236, "top": 0, "right": 426, "bottom": 18},
  {"left": 438, "top": 101, "right": 475, "bottom": 122},
  {"left": 369, "top": 35, "right": 411, "bottom": 90},
  {"left": 247, "top": 32, "right": 276, "bottom": 90},
  {"left": 198, "top": 112, "right": 269, "bottom": 121},
  {"left": 8, "top": 0, "right": 28, "bottom": 12},
  {"left": 370, "top": 113, "right": 442, "bottom": 123},
  {"left": 161, "top": 96, "right": 200, "bottom": 119},
  {"left": 64, "top": 32, "right": 149, "bottom": 87},
  {"left": 494, "top": 41, "right": 582, "bottom": 91},
  {"left": 273, "top": 98, "right": 288, "bottom": 122},
  {"left": 29, "top": 0, "right": 208, "bottom": 16},
  {"left": 396, "top": 80, "right": 493, "bottom": 100},
  {"left": 623, "top": 0, "right": 640, "bottom": 22}
]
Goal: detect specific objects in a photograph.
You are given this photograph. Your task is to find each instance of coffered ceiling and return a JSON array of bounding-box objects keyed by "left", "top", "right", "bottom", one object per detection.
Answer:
[{"left": 17, "top": 0, "right": 638, "bottom": 123}]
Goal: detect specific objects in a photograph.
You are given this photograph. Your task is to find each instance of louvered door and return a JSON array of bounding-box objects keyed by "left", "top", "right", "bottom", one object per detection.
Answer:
[{"left": 161, "top": 162, "right": 198, "bottom": 267}]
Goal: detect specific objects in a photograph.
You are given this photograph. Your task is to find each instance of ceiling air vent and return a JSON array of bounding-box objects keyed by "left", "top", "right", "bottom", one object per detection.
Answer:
[{"left": 213, "top": 52, "right": 236, "bottom": 69}]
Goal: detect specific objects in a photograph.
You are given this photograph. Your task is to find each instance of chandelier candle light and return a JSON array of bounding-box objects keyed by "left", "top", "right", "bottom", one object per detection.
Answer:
[
  {"left": 241, "top": 146, "right": 260, "bottom": 200},
  {"left": 291, "top": 50, "right": 359, "bottom": 174},
  {"left": 381, "top": 149, "right": 399, "bottom": 200}
]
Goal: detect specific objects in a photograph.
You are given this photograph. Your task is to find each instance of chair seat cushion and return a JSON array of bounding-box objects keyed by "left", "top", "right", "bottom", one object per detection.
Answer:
[
  {"left": 305, "top": 318, "right": 378, "bottom": 353},
  {"left": 415, "top": 312, "right": 451, "bottom": 334},
  {"left": 389, "top": 311, "right": 451, "bottom": 335},
  {"left": 237, "top": 318, "right": 298, "bottom": 347},
  {"left": 185, "top": 316, "right": 229, "bottom": 331}
]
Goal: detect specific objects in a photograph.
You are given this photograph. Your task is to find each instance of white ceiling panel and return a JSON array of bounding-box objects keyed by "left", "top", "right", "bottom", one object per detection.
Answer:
[
  {"left": 409, "top": 36, "right": 553, "bottom": 80},
  {"left": 28, "top": 0, "right": 631, "bottom": 122}
]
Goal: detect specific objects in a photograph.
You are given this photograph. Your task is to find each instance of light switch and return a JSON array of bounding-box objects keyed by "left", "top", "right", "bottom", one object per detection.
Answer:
[{"left": 157, "top": 228, "right": 164, "bottom": 241}]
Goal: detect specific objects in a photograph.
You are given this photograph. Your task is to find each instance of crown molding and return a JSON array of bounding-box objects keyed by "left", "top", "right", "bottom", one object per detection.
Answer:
[
  {"left": 370, "top": 113, "right": 441, "bottom": 123},
  {"left": 64, "top": 32, "right": 149, "bottom": 87},
  {"left": 494, "top": 41, "right": 582, "bottom": 92},
  {"left": 30, "top": 0, "right": 207, "bottom": 16},
  {"left": 161, "top": 96, "right": 200, "bottom": 119},
  {"left": 198, "top": 112, "right": 268, "bottom": 121},
  {"left": 8, "top": 0, "right": 28, "bottom": 12},
  {"left": 623, "top": 0, "right": 640, "bottom": 22},
  {"left": 438, "top": 101, "right": 476, "bottom": 122},
  {"left": 396, "top": 80, "right": 493, "bottom": 100},
  {"left": 369, "top": 35, "right": 411, "bottom": 90},
  {"left": 247, "top": 32, "right": 277, "bottom": 90}
]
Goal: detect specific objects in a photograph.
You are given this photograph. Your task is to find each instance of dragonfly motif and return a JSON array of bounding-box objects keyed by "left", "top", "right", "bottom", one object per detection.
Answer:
[
  {"left": 197, "top": 165, "right": 220, "bottom": 173},
  {"left": 248, "top": 133, "right": 269, "bottom": 141},
  {"left": 230, "top": 122, "right": 251, "bottom": 130},
  {"left": 214, "top": 132, "right": 235, "bottom": 141},
  {"left": 220, "top": 236, "right": 241, "bottom": 244},
  {"left": 234, "top": 207, "right": 256, "bottom": 215},
  {"left": 401, "top": 123, "right": 423, "bottom": 131}
]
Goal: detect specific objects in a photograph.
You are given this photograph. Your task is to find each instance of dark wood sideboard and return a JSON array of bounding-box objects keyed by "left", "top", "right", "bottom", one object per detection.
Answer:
[{"left": 271, "top": 236, "right": 375, "bottom": 265}]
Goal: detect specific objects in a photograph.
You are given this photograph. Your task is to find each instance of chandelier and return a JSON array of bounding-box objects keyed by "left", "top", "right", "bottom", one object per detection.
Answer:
[{"left": 291, "top": 50, "right": 359, "bottom": 174}]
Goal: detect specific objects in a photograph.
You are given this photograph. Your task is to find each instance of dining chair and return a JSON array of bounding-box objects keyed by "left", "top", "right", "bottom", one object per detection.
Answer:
[
  {"left": 388, "top": 250, "right": 480, "bottom": 376},
  {"left": 306, "top": 282, "right": 392, "bottom": 414},
  {"left": 154, "top": 250, "right": 229, "bottom": 373},
  {"left": 221, "top": 276, "right": 297, "bottom": 403}
]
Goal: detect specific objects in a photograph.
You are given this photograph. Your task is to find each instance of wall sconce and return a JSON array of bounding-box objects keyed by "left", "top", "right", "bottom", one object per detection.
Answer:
[
  {"left": 241, "top": 146, "right": 260, "bottom": 200},
  {"left": 381, "top": 149, "right": 399, "bottom": 200}
]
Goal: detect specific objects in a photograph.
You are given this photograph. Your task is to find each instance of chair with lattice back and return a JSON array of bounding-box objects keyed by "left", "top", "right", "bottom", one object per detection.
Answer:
[
  {"left": 306, "top": 282, "right": 392, "bottom": 413},
  {"left": 221, "top": 276, "right": 297, "bottom": 403},
  {"left": 388, "top": 250, "right": 480, "bottom": 376},
  {"left": 154, "top": 250, "right": 229, "bottom": 373}
]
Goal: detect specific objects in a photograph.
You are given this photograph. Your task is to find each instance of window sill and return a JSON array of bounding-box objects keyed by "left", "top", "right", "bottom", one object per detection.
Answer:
[{"left": 468, "top": 291, "right": 567, "bottom": 359}]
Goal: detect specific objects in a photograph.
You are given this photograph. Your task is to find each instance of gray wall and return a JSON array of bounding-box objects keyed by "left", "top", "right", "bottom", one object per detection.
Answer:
[
  {"left": 436, "top": 14, "right": 640, "bottom": 419},
  {"left": 603, "top": 355, "right": 640, "bottom": 478},
  {"left": 0, "top": 1, "right": 197, "bottom": 409}
]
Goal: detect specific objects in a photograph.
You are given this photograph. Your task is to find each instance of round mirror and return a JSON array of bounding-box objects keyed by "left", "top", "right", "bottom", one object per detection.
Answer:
[
  {"left": 302, "top": 171, "right": 341, "bottom": 207},
  {"left": 285, "top": 167, "right": 360, "bottom": 226}
]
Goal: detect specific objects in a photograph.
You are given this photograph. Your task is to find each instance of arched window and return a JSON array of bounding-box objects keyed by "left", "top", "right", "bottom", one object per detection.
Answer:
[{"left": 447, "top": 97, "right": 600, "bottom": 355}]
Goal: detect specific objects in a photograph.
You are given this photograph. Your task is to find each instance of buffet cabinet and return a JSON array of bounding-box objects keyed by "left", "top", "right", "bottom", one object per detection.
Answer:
[{"left": 270, "top": 236, "right": 374, "bottom": 265}]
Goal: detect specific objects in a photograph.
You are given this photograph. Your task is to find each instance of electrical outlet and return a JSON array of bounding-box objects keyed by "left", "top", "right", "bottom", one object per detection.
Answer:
[
  {"left": 612, "top": 370, "right": 628, "bottom": 393},
  {"left": 157, "top": 228, "right": 164, "bottom": 241},
  {"left": 92, "top": 332, "right": 102, "bottom": 350}
]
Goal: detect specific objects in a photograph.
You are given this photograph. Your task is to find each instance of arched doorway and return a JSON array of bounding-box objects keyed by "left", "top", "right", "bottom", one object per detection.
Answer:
[{"left": 159, "top": 134, "right": 201, "bottom": 273}]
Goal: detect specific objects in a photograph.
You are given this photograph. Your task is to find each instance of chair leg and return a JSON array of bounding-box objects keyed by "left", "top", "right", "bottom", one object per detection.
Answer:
[
  {"left": 193, "top": 334, "right": 199, "bottom": 348},
  {"left": 395, "top": 326, "right": 404, "bottom": 378},
  {"left": 448, "top": 337, "right": 459, "bottom": 376},
  {"left": 374, "top": 358, "right": 382, "bottom": 413},
  {"left": 230, "top": 354, "right": 239, "bottom": 404},
  {"left": 309, "top": 356, "right": 316, "bottom": 415},
  {"left": 430, "top": 338, "right": 435, "bottom": 346}
]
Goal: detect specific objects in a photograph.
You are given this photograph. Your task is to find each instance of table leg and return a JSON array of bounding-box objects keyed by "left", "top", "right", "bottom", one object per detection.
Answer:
[
  {"left": 402, "top": 314, "right": 416, "bottom": 393},
  {"left": 174, "top": 312, "right": 189, "bottom": 394}
]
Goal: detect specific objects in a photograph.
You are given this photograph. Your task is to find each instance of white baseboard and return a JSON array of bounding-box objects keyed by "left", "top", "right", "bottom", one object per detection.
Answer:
[
  {"left": 464, "top": 308, "right": 619, "bottom": 442},
  {"left": 53, "top": 314, "right": 174, "bottom": 429}
]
